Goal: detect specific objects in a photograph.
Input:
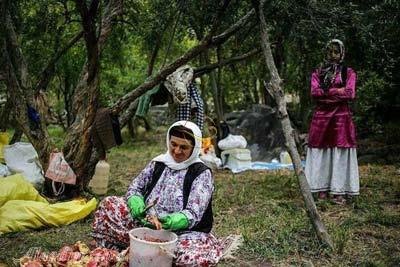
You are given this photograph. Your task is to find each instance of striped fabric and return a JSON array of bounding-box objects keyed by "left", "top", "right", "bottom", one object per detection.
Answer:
[{"left": 177, "top": 83, "right": 204, "bottom": 131}]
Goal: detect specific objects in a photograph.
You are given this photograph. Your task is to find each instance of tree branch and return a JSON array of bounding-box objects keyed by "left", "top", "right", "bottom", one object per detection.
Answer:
[
  {"left": 36, "top": 31, "right": 84, "bottom": 92},
  {"left": 75, "top": 0, "right": 98, "bottom": 82},
  {"left": 89, "top": 0, "right": 100, "bottom": 18},
  {"left": 4, "top": 13, "right": 31, "bottom": 93},
  {"left": 114, "top": 19, "right": 136, "bottom": 29},
  {"left": 206, "top": 0, "right": 232, "bottom": 39},
  {"left": 194, "top": 48, "right": 261, "bottom": 77},
  {"left": 98, "top": 0, "right": 123, "bottom": 50},
  {"left": 210, "top": 8, "right": 255, "bottom": 45},
  {"left": 111, "top": 39, "right": 210, "bottom": 114},
  {"left": 2, "top": 38, "right": 52, "bottom": 168},
  {"left": 251, "top": 0, "right": 334, "bottom": 249},
  {"left": 111, "top": 2, "right": 258, "bottom": 115}
]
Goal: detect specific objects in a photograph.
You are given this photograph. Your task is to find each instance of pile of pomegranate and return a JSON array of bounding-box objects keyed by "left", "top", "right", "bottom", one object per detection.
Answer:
[{"left": 18, "top": 241, "right": 129, "bottom": 267}]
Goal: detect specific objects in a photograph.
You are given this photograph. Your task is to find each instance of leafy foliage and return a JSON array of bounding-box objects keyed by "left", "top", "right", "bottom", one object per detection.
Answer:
[
  {"left": 1, "top": 0, "right": 399, "bottom": 137},
  {"left": 354, "top": 71, "right": 389, "bottom": 136}
]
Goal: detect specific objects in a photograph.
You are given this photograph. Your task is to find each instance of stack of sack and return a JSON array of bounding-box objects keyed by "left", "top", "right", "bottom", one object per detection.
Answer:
[{"left": 218, "top": 134, "right": 252, "bottom": 172}]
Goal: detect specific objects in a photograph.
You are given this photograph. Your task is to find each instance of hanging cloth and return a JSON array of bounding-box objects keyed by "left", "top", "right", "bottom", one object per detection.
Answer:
[{"left": 163, "top": 65, "right": 194, "bottom": 104}]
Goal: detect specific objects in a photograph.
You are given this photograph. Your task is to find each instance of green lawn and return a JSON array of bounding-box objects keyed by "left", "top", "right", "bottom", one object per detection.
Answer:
[{"left": 1, "top": 127, "right": 399, "bottom": 266}]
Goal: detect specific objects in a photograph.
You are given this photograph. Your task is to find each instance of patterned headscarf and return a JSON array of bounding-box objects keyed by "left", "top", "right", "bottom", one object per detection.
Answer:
[
  {"left": 319, "top": 39, "right": 346, "bottom": 92},
  {"left": 326, "top": 39, "right": 345, "bottom": 63}
]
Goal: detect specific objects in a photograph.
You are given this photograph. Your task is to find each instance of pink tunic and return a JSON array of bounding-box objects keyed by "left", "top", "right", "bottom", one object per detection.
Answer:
[{"left": 308, "top": 67, "right": 357, "bottom": 148}]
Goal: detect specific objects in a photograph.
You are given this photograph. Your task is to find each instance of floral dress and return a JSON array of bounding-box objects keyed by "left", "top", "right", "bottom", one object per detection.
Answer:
[{"left": 92, "top": 161, "right": 224, "bottom": 266}]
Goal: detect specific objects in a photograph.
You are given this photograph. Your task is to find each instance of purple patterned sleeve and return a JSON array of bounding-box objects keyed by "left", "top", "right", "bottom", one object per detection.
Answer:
[
  {"left": 180, "top": 169, "right": 214, "bottom": 228},
  {"left": 125, "top": 161, "right": 156, "bottom": 201}
]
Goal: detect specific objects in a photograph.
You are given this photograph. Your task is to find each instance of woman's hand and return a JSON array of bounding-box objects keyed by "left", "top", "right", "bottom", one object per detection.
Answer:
[
  {"left": 159, "top": 212, "right": 189, "bottom": 231},
  {"left": 336, "top": 87, "right": 345, "bottom": 94},
  {"left": 127, "top": 195, "right": 145, "bottom": 220},
  {"left": 144, "top": 215, "right": 162, "bottom": 230}
]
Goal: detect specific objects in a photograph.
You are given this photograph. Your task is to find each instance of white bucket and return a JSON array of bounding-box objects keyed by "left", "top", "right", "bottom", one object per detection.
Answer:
[{"left": 129, "top": 227, "right": 178, "bottom": 267}]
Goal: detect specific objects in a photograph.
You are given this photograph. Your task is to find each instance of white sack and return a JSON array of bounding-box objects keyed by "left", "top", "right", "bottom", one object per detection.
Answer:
[
  {"left": 218, "top": 134, "right": 247, "bottom": 150},
  {"left": 4, "top": 142, "right": 44, "bottom": 187},
  {"left": 0, "top": 163, "right": 11, "bottom": 177}
]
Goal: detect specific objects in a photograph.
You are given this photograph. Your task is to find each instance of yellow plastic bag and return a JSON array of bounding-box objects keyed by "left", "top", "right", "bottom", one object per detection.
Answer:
[
  {"left": 0, "top": 198, "right": 97, "bottom": 234},
  {"left": 0, "top": 175, "right": 97, "bottom": 234},
  {"left": 0, "top": 132, "right": 9, "bottom": 162},
  {"left": 0, "top": 174, "right": 47, "bottom": 208}
]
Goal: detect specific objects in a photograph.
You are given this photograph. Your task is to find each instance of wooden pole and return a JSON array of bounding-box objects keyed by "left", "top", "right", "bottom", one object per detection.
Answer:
[{"left": 251, "top": 0, "right": 334, "bottom": 249}]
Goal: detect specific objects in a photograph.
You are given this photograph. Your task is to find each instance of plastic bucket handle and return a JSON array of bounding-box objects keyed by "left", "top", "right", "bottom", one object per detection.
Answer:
[{"left": 158, "top": 245, "right": 175, "bottom": 258}]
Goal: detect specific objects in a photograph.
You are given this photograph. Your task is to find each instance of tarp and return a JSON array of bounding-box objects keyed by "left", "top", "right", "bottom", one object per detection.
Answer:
[
  {"left": 227, "top": 161, "right": 306, "bottom": 173},
  {"left": 0, "top": 174, "right": 97, "bottom": 235}
]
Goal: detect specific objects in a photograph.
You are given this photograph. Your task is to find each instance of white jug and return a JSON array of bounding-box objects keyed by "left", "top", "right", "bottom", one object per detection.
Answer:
[{"left": 89, "top": 160, "right": 110, "bottom": 195}]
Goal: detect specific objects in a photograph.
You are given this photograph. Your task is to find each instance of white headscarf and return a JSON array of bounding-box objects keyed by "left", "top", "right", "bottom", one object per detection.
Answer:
[{"left": 152, "top": 121, "right": 203, "bottom": 170}]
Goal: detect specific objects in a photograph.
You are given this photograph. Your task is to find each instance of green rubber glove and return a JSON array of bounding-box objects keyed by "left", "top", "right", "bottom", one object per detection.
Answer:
[
  {"left": 159, "top": 212, "right": 189, "bottom": 231},
  {"left": 127, "top": 195, "right": 145, "bottom": 220}
]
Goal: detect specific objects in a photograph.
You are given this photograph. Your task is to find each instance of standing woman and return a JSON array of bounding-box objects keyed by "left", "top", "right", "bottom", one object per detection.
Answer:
[{"left": 305, "top": 39, "right": 360, "bottom": 205}]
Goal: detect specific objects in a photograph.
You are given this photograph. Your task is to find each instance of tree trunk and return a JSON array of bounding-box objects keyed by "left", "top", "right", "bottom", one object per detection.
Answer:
[
  {"left": 0, "top": 97, "right": 12, "bottom": 131},
  {"left": 10, "top": 127, "right": 23, "bottom": 144},
  {"left": 3, "top": 13, "right": 52, "bottom": 170},
  {"left": 232, "top": 65, "right": 254, "bottom": 108},
  {"left": 210, "top": 69, "right": 223, "bottom": 121},
  {"left": 63, "top": 71, "right": 100, "bottom": 193},
  {"left": 203, "top": 51, "right": 224, "bottom": 122},
  {"left": 297, "top": 41, "right": 312, "bottom": 132},
  {"left": 63, "top": 74, "right": 75, "bottom": 128},
  {"left": 198, "top": 53, "right": 208, "bottom": 114},
  {"left": 120, "top": 99, "right": 139, "bottom": 128},
  {"left": 252, "top": 76, "right": 260, "bottom": 104},
  {"left": 252, "top": 0, "right": 334, "bottom": 249},
  {"left": 62, "top": 0, "right": 123, "bottom": 193},
  {"left": 216, "top": 45, "right": 225, "bottom": 117},
  {"left": 3, "top": 0, "right": 248, "bottom": 196}
]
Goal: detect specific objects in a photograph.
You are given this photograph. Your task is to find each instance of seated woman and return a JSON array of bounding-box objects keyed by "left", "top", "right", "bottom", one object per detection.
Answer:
[{"left": 92, "top": 121, "right": 223, "bottom": 266}]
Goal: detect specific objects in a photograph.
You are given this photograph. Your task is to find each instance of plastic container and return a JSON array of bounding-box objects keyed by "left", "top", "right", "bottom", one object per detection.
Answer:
[
  {"left": 279, "top": 151, "right": 292, "bottom": 164},
  {"left": 221, "top": 148, "right": 252, "bottom": 170},
  {"left": 129, "top": 228, "right": 178, "bottom": 267},
  {"left": 88, "top": 160, "right": 110, "bottom": 195}
]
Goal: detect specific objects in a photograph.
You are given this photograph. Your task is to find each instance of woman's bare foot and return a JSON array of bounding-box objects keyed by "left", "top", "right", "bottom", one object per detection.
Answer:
[
  {"left": 332, "top": 195, "right": 346, "bottom": 205},
  {"left": 318, "top": 191, "right": 328, "bottom": 200}
]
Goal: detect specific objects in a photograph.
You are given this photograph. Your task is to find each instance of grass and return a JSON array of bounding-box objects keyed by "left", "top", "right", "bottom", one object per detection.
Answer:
[{"left": 1, "top": 126, "right": 400, "bottom": 266}]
